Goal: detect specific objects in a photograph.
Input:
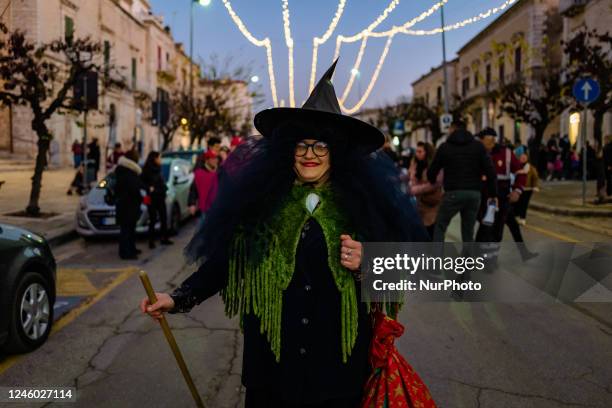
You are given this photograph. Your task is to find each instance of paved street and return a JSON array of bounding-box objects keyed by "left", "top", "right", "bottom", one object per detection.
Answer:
[{"left": 1, "top": 209, "right": 611, "bottom": 408}]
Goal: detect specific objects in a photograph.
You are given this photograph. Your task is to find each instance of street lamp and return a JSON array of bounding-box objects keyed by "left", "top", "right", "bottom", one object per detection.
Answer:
[
  {"left": 190, "top": 0, "right": 212, "bottom": 100},
  {"left": 250, "top": 75, "right": 260, "bottom": 83},
  {"left": 350, "top": 68, "right": 360, "bottom": 77}
]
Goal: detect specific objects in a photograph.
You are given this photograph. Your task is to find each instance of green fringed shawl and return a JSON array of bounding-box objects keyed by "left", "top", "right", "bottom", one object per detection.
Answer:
[{"left": 221, "top": 184, "right": 358, "bottom": 363}]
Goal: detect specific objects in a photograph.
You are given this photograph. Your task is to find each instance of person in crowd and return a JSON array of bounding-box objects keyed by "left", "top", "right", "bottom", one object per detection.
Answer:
[
  {"left": 428, "top": 120, "right": 497, "bottom": 242},
  {"left": 140, "top": 61, "right": 430, "bottom": 407},
  {"left": 593, "top": 139, "right": 607, "bottom": 204},
  {"left": 570, "top": 148, "right": 580, "bottom": 180},
  {"left": 514, "top": 151, "right": 539, "bottom": 225},
  {"left": 382, "top": 135, "right": 399, "bottom": 164},
  {"left": 207, "top": 136, "right": 222, "bottom": 155},
  {"left": 87, "top": 137, "right": 101, "bottom": 182},
  {"left": 66, "top": 163, "right": 85, "bottom": 196},
  {"left": 72, "top": 139, "right": 83, "bottom": 168},
  {"left": 230, "top": 135, "right": 243, "bottom": 151},
  {"left": 475, "top": 128, "right": 536, "bottom": 260},
  {"left": 546, "top": 135, "right": 559, "bottom": 181},
  {"left": 188, "top": 150, "right": 219, "bottom": 227},
  {"left": 604, "top": 134, "right": 612, "bottom": 198},
  {"left": 559, "top": 134, "right": 571, "bottom": 179},
  {"left": 141, "top": 151, "right": 173, "bottom": 249},
  {"left": 537, "top": 143, "right": 548, "bottom": 179},
  {"left": 106, "top": 142, "right": 124, "bottom": 172},
  {"left": 409, "top": 142, "right": 443, "bottom": 240},
  {"left": 586, "top": 142, "right": 596, "bottom": 179},
  {"left": 551, "top": 153, "right": 563, "bottom": 181},
  {"left": 218, "top": 145, "right": 231, "bottom": 163},
  {"left": 115, "top": 149, "right": 143, "bottom": 260}
]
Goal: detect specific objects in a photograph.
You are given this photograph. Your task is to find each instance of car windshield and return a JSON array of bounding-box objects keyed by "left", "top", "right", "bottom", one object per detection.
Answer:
[{"left": 161, "top": 163, "right": 171, "bottom": 181}]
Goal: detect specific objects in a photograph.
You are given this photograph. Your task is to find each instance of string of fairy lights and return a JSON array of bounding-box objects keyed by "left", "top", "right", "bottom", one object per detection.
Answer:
[
  {"left": 281, "top": 0, "right": 296, "bottom": 107},
  {"left": 308, "top": 0, "right": 347, "bottom": 93},
  {"left": 333, "top": 0, "right": 402, "bottom": 102},
  {"left": 220, "top": 0, "right": 279, "bottom": 107},
  {"left": 338, "top": 0, "right": 518, "bottom": 114},
  {"left": 336, "top": 0, "right": 450, "bottom": 111},
  {"left": 219, "top": 0, "right": 518, "bottom": 111}
]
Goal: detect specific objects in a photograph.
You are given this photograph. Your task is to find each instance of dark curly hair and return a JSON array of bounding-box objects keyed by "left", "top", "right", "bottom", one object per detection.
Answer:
[{"left": 184, "top": 119, "right": 428, "bottom": 265}]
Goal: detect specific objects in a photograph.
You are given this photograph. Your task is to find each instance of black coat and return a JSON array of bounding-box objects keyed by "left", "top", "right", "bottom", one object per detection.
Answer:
[
  {"left": 115, "top": 162, "right": 143, "bottom": 225},
  {"left": 141, "top": 164, "right": 167, "bottom": 201},
  {"left": 87, "top": 142, "right": 101, "bottom": 170},
  {"left": 428, "top": 129, "right": 497, "bottom": 196},
  {"left": 170, "top": 218, "right": 372, "bottom": 404}
]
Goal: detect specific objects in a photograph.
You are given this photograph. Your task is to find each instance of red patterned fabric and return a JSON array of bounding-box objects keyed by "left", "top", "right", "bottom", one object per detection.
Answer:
[{"left": 361, "top": 311, "right": 437, "bottom": 408}]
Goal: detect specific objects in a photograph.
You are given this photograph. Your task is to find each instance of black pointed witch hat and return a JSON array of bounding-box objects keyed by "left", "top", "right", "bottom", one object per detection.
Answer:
[{"left": 254, "top": 59, "right": 384, "bottom": 153}]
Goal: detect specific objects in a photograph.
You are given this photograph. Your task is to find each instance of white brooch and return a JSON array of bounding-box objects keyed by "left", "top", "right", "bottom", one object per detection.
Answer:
[{"left": 305, "top": 193, "right": 320, "bottom": 214}]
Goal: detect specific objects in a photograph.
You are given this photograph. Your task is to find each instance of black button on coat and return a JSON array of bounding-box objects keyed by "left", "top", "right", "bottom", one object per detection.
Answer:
[{"left": 172, "top": 218, "right": 372, "bottom": 405}]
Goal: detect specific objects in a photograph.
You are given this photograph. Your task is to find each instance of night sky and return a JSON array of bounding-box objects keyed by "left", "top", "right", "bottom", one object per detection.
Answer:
[{"left": 150, "top": 0, "right": 506, "bottom": 110}]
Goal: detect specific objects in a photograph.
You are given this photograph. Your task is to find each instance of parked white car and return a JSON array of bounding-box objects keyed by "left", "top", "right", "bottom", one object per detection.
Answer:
[{"left": 76, "top": 158, "right": 193, "bottom": 237}]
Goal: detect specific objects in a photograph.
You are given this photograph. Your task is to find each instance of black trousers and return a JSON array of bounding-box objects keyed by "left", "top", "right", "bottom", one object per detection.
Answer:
[
  {"left": 245, "top": 387, "right": 361, "bottom": 408},
  {"left": 119, "top": 218, "right": 138, "bottom": 257},
  {"left": 514, "top": 190, "right": 533, "bottom": 219},
  {"left": 147, "top": 199, "right": 168, "bottom": 242},
  {"left": 505, "top": 207, "right": 524, "bottom": 243}
]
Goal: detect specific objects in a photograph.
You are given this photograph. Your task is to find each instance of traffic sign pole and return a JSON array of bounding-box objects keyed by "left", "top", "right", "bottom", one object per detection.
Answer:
[
  {"left": 572, "top": 77, "right": 600, "bottom": 206},
  {"left": 582, "top": 107, "right": 587, "bottom": 206}
]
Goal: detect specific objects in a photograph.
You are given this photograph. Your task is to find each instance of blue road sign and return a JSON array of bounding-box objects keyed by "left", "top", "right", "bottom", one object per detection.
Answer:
[
  {"left": 393, "top": 119, "right": 404, "bottom": 135},
  {"left": 573, "top": 78, "right": 600, "bottom": 105}
]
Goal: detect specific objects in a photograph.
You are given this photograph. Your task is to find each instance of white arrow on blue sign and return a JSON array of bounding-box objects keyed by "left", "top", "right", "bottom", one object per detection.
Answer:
[{"left": 573, "top": 78, "right": 600, "bottom": 105}]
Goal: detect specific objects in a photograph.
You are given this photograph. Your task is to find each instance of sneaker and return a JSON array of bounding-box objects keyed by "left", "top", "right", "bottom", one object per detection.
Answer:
[{"left": 518, "top": 218, "right": 526, "bottom": 226}]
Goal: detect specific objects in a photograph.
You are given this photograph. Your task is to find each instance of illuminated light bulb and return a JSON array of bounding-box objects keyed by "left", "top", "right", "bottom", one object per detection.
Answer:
[
  {"left": 281, "top": 0, "right": 296, "bottom": 107},
  {"left": 198, "top": 0, "right": 212, "bottom": 6},
  {"left": 250, "top": 75, "right": 260, "bottom": 83}
]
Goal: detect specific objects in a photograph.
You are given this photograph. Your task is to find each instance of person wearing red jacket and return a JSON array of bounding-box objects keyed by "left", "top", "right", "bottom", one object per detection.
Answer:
[
  {"left": 475, "top": 128, "right": 525, "bottom": 240},
  {"left": 188, "top": 150, "right": 219, "bottom": 228}
]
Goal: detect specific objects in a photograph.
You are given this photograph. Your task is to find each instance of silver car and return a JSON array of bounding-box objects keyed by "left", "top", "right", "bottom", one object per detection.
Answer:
[{"left": 76, "top": 158, "right": 193, "bottom": 237}]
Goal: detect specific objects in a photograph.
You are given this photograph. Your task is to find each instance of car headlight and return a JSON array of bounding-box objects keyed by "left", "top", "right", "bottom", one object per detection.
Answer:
[{"left": 24, "top": 232, "right": 45, "bottom": 244}]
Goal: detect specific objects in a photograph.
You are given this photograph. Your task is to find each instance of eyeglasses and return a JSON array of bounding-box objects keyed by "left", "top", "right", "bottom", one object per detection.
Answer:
[{"left": 295, "top": 141, "right": 329, "bottom": 157}]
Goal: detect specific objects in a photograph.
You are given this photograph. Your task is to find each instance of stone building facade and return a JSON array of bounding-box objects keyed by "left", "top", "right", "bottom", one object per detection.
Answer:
[
  {"left": 0, "top": 0, "right": 211, "bottom": 168},
  {"left": 410, "top": 59, "right": 458, "bottom": 144},
  {"left": 411, "top": 0, "right": 566, "bottom": 146},
  {"left": 558, "top": 0, "right": 612, "bottom": 148}
]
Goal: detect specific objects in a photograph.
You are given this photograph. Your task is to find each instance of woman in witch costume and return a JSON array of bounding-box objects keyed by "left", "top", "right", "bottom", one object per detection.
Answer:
[{"left": 140, "top": 60, "right": 428, "bottom": 407}]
